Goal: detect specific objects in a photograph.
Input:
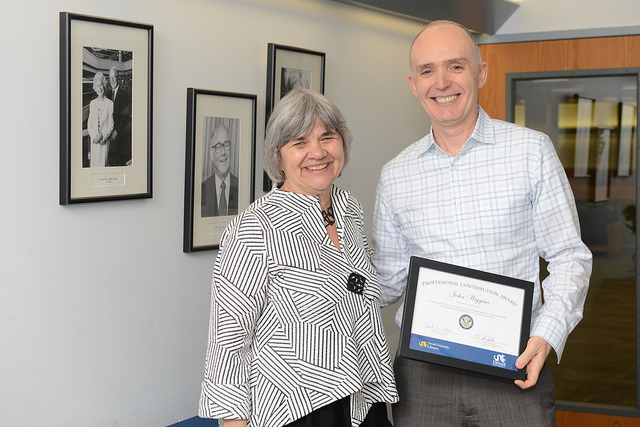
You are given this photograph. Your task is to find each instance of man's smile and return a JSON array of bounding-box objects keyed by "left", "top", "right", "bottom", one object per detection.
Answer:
[{"left": 434, "top": 94, "right": 459, "bottom": 103}]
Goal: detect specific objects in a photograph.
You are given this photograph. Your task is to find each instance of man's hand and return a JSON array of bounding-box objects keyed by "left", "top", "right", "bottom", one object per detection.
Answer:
[{"left": 514, "top": 336, "right": 552, "bottom": 390}]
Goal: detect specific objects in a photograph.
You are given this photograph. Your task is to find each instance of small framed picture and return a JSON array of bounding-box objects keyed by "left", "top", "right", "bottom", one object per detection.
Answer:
[
  {"left": 264, "top": 43, "right": 325, "bottom": 190},
  {"left": 183, "top": 89, "right": 257, "bottom": 252},
  {"left": 59, "top": 12, "right": 153, "bottom": 204}
]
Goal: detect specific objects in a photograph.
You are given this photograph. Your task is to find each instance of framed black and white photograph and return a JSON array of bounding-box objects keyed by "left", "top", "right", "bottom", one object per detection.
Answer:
[
  {"left": 183, "top": 89, "right": 256, "bottom": 252},
  {"left": 264, "top": 43, "right": 325, "bottom": 190},
  {"left": 59, "top": 12, "right": 153, "bottom": 204}
]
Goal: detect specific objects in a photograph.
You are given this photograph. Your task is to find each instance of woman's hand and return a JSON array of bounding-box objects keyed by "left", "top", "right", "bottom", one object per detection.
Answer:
[{"left": 223, "top": 420, "right": 247, "bottom": 427}]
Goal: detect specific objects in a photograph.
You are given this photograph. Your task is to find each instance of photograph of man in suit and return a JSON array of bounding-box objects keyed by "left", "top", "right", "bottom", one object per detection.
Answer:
[
  {"left": 201, "top": 120, "right": 239, "bottom": 217},
  {"left": 107, "top": 65, "right": 132, "bottom": 166}
]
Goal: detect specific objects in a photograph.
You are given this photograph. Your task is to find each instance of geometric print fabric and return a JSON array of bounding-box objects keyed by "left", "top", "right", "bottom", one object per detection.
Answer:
[{"left": 199, "top": 185, "right": 398, "bottom": 426}]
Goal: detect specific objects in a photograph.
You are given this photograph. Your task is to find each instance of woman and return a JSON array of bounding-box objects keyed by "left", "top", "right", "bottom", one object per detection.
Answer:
[
  {"left": 87, "top": 71, "right": 114, "bottom": 167},
  {"left": 199, "top": 89, "right": 398, "bottom": 427}
]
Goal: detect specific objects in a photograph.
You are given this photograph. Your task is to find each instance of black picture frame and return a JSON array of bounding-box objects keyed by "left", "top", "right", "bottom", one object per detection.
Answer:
[
  {"left": 263, "top": 43, "right": 325, "bottom": 191},
  {"left": 183, "top": 89, "right": 257, "bottom": 252},
  {"left": 59, "top": 12, "right": 153, "bottom": 204},
  {"left": 398, "top": 256, "right": 533, "bottom": 380}
]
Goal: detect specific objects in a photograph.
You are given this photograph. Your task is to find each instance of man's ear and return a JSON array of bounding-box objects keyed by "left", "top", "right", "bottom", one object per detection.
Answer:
[
  {"left": 408, "top": 74, "right": 418, "bottom": 97},
  {"left": 478, "top": 62, "right": 488, "bottom": 89}
]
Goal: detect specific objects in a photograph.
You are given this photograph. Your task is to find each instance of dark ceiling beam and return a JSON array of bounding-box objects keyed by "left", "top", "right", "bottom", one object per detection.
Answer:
[{"left": 333, "top": 0, "right": 520, "bottom": 35}]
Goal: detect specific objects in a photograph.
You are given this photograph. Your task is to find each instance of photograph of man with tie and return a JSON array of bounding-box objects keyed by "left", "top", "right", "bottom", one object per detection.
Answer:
[
  {"left": 107, "top": 66, "right": 132, "bottom": 166},
  {"left": 201, "top": 118, "right": 239, "bottom": 217}
]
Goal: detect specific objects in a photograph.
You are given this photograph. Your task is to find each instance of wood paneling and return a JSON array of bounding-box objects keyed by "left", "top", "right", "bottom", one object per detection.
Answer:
[
  {"left": 478, "top": 34, "right": 640, "bottom": 426},
  {"left": 478, "top": 35, "right": 640, "bottom": 120},
  {"left": 556, "top": 410, "right": 640, "bottom": 427}
]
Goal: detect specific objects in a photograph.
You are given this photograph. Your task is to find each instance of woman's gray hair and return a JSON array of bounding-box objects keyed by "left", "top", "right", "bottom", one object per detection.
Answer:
[{"left": 263, "top": 89, "right": 352, "bottom": 185}]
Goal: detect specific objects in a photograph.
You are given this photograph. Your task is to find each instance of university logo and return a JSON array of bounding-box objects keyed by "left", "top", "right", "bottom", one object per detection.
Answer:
[{"left": 493, "top": 353, "right": 507, "bottom": 368}]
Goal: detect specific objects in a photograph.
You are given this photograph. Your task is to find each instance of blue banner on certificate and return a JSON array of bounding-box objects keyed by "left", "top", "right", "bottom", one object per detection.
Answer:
[{"left": 398, "top": 257, "right": 533, "bottom": 380}]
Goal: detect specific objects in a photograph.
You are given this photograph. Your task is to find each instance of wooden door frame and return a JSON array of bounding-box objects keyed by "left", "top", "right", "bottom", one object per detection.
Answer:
[
  {"left": 478, "top": 35, "right": 640, "bottom": 121},
  {"left": 477, "top": 35, "right": 640, "bottom": 426}
]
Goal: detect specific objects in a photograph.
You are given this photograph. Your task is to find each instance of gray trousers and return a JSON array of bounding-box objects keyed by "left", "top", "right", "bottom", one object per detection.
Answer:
[{"left": 392, "top": 356, "right": 555, "bottom": 427}]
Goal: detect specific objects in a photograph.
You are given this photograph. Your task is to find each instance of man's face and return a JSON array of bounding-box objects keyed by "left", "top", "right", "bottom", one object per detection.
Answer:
[
  {"left": 408, "top": 23, "right": 487, "bottom": 133},
  {"left": 109, "top": 70, "right": 118, "bottom": 90},
  {"left": 210, "top": 126, "right": 231, "bottom": 178}
]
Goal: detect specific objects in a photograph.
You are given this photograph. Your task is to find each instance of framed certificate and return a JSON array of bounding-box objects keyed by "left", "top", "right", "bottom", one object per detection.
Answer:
[{"left": 398, "top": 257, "right": 533, "bottom": 380}]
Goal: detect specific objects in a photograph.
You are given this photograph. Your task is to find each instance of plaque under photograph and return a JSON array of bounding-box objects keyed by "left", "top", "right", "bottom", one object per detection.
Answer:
[{"left": 398, "top": 257, "right": 533, "bottom": 380}]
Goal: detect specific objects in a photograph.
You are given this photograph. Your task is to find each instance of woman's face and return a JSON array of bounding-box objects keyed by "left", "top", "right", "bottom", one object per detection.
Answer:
[
  {"left": 93, "top": 80, "right": 105, "bottom": 97},
  {"left": 279, "top": 120, "right": 344, "bottom": 199}
]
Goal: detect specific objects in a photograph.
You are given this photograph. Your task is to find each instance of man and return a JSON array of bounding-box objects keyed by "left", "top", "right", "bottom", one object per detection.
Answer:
[
  {"left": 372, "top": 20, "right": 592, "bottom": 426},
  {"left": 107, "top": 66, "right": 132, "bottom": 166},
  {"left": 201, "top": 123, "right": 238, "bottom": 217}
]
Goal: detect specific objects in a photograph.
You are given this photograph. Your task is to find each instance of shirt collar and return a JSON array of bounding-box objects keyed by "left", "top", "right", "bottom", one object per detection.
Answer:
[
  {"left": 214, "top": 173, "right": 230, "bottom": 193},
  {"left": 418, "top": 106, "right": 496, "bottom": 156},
  {"left": 470, "top": 106, "right": 496, "bottom": 146},
  {"left": 270, "top": 184, "right": 354, "bottom": 221}
]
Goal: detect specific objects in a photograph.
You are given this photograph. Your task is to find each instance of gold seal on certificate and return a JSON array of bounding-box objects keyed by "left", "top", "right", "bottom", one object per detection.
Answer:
[{"left": 398, "top": 257, "right": 534, "bottom": 380}]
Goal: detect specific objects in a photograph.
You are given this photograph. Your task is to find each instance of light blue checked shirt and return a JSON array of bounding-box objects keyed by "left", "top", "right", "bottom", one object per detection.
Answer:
[{"left": 372, "top": 107, "right": 592, "bottom": 360}]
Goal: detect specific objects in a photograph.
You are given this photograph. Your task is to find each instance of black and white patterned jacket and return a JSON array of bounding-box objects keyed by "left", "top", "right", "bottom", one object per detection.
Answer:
[{"left": 199, "top": 185, "right": 398, "bottom": 427}]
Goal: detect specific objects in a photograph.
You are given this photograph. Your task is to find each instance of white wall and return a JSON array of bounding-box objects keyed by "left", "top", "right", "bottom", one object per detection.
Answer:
[
  {"left": 497, "top": 0, "right": 640, "bottom": 35},
  {"left": 2, "top": 0, "right": 638, "bottom": 425},
  {"left": 0, "top": 0, "right": 424, "bottom": 425}
]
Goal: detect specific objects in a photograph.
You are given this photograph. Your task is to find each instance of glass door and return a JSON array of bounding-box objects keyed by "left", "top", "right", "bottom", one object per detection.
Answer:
[{"left": 508, "top": 69, "right": 638, "bottom": 410}]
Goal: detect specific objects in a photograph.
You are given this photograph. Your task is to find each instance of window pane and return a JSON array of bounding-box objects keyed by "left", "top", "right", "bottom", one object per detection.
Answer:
[{"left": 513, "top": 73, "right": 637, "bottom": 407}]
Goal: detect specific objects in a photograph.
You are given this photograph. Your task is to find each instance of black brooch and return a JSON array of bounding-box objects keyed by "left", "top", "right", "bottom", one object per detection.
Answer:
[{"left": 347, "top": 273, "right": 366, "bottom": 295}]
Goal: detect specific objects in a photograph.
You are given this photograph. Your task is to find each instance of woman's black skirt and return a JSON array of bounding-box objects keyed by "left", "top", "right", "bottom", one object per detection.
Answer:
[{"left": 284, "top": 397, "right": 389, "bottom": 427}]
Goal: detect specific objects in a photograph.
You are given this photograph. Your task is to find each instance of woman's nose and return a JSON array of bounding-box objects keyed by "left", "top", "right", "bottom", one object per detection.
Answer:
[{"left": 308, "top": 140, "right": 326, "bottom": 158}]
